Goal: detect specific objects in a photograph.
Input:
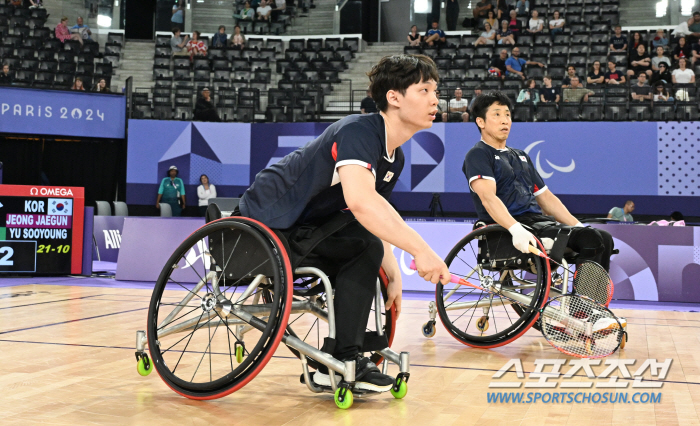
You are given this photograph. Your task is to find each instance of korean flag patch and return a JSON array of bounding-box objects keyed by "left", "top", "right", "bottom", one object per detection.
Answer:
[
  {"left": 519, "top": 155, "right": 527, "bottom": 162},
  {"left": 383, "top": 171, "right": 394, "bottom": 182}
]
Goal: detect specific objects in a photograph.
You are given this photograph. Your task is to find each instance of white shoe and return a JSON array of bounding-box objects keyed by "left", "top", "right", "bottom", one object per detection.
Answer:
[
  {"left": 312, "top": 370, "right": 338, "bottom": 388},
  {"left": 593, "top": 317, "right": 626, "bottom": 333}
]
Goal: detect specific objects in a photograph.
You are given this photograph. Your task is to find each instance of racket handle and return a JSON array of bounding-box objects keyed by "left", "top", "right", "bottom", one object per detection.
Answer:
[
  {"left": 409, "top": 260, "right": 462, "bottom": 284},
  {"left": 528, "top": 244, "right": 545, "bottom": 258}
]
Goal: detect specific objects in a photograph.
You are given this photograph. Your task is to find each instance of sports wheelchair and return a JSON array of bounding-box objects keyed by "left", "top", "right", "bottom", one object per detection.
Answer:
[
  {"left": 134, "top": 216, "right": 410, "bottom": 409},
  {"left": 421, "top": 223, "right": 627, "bottom": 352}
]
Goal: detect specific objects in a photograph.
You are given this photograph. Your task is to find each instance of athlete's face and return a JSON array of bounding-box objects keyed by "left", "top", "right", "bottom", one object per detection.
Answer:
[
  {"left": 393, "top": 79, "right": 439, "bottom": 130},
  {"left": 478, "top": 102, "right": 511, "bottom": 142}
]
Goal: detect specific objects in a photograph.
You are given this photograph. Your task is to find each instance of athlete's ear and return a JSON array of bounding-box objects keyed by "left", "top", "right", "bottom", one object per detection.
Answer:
[
  {"left": 385, "top": 89, "right": 400, "bottom": 109},
  {"left": 476, "top": 116, "right": 485, "bottom": 130}
]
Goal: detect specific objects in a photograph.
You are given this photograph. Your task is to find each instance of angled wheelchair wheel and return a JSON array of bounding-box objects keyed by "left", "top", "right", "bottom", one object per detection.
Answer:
[
  {"left": 436, "top": 224, "right": 551, "bottom": 348},
  {"left": 146, "top": 217, "right": 293, "bottom": 400}
]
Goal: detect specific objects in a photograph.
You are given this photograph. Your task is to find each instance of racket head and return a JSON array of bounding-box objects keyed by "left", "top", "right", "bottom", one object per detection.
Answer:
[
  {"left": 572, "top": 261, "right": 614, "bottom": 306},
  {"left": 539, "top": 294, "right": 624, "bottom": 359}
]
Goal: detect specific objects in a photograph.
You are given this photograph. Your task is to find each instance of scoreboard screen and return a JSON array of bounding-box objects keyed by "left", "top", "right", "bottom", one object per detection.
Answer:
[{"left": 0, "top": 185, "right": 84, "bottom": 275}]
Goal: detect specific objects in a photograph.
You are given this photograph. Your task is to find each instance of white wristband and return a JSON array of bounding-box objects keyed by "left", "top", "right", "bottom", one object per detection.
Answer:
[{"left": 573, "top": 222, "right": 585, "bottom": 228}]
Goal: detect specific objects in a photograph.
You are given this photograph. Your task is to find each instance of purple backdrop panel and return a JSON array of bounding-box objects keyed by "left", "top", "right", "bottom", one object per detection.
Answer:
[
  {"left": 116, "top": 217, "right": 205, "bottom": 282},
  {"left": 93, "top": 216, "right": 126, "bottom": 263},
  {"left": 82, "top": 207, "right": 93, "bottom": 276}
]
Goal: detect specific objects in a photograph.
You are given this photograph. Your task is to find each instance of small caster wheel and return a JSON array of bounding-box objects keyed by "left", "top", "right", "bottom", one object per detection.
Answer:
[
  {"left": 585, "top": 337, "right": 594, "bottom": 355},
  {"left": 334, "top": 387, "right": 353, "bottom": 409},
  {"left": 619, "top": 331, "right": 627, "bottom": 349},
  {"left": 476, "top": 316, "right": 489, "bottom": 332},
  {"left": 422, "top": 321, "right": 436, "bottom": 338},
  {"left": 136, "top": 353, "right": 152, "bottom": 376},
  {"left": 235, "top": 343, "right": 244, "bottom": 363},
  {"left": 391, "top": 378, "right": 408, "bottom": 399}
]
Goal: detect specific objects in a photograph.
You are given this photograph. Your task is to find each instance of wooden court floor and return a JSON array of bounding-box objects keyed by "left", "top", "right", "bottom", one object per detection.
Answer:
[{"left": 1, "top": 283, "right": 699, "bottom": 426}]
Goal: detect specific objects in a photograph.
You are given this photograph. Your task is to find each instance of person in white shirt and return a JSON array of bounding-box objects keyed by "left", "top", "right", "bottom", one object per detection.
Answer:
[
  {"left": 526, "top": 10, "right": 543, "bottom": 34},
  {"left": 548, "top": 10, "right": 565, "bottom": 40},
  {"left": 442, "top": 87, "right": 469, "bottom": 122},
  {"left": 197, "top": 174, "right": 217, "bottom": 216},
  {"left": 256, "top": 0, "right": 272, "bottom": 21},
  {"left": 672, "top": 58, "right": 695, "bottom": 101}
]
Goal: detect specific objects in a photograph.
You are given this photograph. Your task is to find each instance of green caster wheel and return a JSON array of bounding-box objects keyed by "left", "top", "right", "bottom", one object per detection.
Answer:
[
  {"left": 137, "top": 354, "right": 152, "bottom": 376},
  {"left": 334, "top": 387, "right": 354, "bottom": 409},
  {"left": 391, "top": 379, "right": 408, "bottom": 399},
  {"left": 235, "top": 344, "right": 244, "bottom": 363}
]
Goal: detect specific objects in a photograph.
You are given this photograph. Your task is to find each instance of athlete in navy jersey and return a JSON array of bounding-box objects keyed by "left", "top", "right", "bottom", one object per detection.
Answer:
[{"left": 239, "top": 54, "right": 450, "bottom": 392}]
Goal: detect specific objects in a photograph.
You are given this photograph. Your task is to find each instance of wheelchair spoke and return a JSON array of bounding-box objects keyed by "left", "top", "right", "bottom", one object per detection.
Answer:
[
  {"left": 166, "top": 277, "right": 204, "bottom": 300},
  {"left": 190, "top": 314, "right": 223, "bottom": 382},
  {"left": 157, "top": 304, "right": 203, "bottom": 331},
  {"left": 171, "top": 310, "right": 208, "bottom": 374}
]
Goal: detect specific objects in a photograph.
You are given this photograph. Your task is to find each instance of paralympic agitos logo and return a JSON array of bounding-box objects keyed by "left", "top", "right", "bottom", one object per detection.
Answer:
[{"left": 524, "top": 141, "right": 576, "bottom": 179}]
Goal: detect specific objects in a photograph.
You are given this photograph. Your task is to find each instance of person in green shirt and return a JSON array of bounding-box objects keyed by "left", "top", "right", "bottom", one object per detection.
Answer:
[
  {"left": 607, "top": 200, "right": 634, "bottom": 222},
  {"left": 156, "top": 165, "right": 186, "bottom": 216}
]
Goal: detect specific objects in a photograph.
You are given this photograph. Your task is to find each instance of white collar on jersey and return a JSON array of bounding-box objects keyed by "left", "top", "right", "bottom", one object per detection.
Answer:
[
  {"left": 381, "top": 113, "right": 395, "bottom": 163},
  {"left": 480, "top": 139, "right": 509, "bottom": 152}
]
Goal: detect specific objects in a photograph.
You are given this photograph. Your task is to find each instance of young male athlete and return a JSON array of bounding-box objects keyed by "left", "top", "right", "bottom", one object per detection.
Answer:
[{"left": 238, "top": 54, "right": 451, "bottom": 392}]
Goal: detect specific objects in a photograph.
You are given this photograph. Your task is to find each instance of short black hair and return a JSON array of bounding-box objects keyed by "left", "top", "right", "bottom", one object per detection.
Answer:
[
  {"left": 694, "top": 11, "right": 700, "bottom": 16},
  {"left": 219, "top": 25, "right": 226, "bottom": 31},
  {"left": 671, "top": 211, "right": 684, "bottom": 221},
  {"left": 200, "top": 174, "right": 210, "bottom": 184},
  {"left": 367, "top": 54, "right": 439, "bottom": 112},
  {"left": 625, "top": 200, "right": 634, "bottom": 206},
  {"left": 470, "top": 91, "right": 513, "bottom": 133},
  {"left": 172, "top": 27, "right": 180, "bottom": 35}
]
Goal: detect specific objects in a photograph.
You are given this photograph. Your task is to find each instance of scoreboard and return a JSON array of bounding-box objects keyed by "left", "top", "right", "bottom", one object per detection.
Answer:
[{"left": 0, "top": 185, "right": 84, "bottom": 275}]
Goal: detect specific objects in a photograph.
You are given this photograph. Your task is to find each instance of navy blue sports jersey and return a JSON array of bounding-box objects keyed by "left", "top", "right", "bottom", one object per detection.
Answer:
[
  {"left": 462, "top": 141, "right": 547, "bottom": 223},
  {"left": 239, "top": 114, "right": 404, "bottom": 229}
]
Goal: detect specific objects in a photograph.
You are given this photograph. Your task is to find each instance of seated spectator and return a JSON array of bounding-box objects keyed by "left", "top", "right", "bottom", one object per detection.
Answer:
[
  {"left": 652, "top": 82, "right": 674, "bottom": 102},
  {"left": 607, "top": 201, "right": 634, "bottom": 222},
  {"left": 497, "top": 20, "right": 515, "bottom": 45},
  {"left": 443, "top": 87, "right": 469, "bottom": 122},
  {"left": 490, "top": 49, "right": 509, "bottom": 79},
  {"left": 609, "top": 26, "right": 627, "bottom": 53},
  {"left": 187, "top": 31, "right": 208, "bottom": 60},
  {"left": 407, "top": 25, "right": 422, "bottom": 46},
  {"left": 28, "top": 0, "right": 44, "bottom": 8},
  {"left": 561, "top": 65, "right": 578, "bottom": 88},
  {"left": 475, "top": 22, "right": 496, "bottom": 46},
  {"left": 193, "top": 88, "right": 221, "bottom": 122},
  {"left": 672, "top": 57, "right": 695, "bottom": 84},
  {"left": 472, "top": 0, "right": 493, "bottom": 27},
  {"left": 0, "top": 63, "right": 13, "bottom": 86},
  {"left": 651, "top": 29, "right": 668, "bottom": 48},
  {"left": 495, "top": 0, "right": 508, "bottom": 20},
  {"left": 508, "top": 10, "right": 523, "bottom": 38},
  {"left": 627, "top": 44, "right": 652, "bottom": 79},
  {"left": 256, "top": 0, "right": 272, "bottom": 21},
  {"left": 271, "top": 0, "right": 286, "bottom": 21},
  {"left": 673, "top": 36, "right": 691, "bottom": 61},
  {"left": 630, "top": 73, "right": 652, "bottom": 102},
  {"left": 234, "top": 1, "right": 255, "bottom": 21},
  {"left": 687, "top": 11, "right": 700, "bottom": 45},
  {"left": 468, "top": 86, "right": 483, "bottom": 111},
  {"left": 627, "top": 31, "right": 643, "bottom": 56},
  {"left": 549, "top": 10, "right": 565, "bottom": 40},
  {"left": 212, "top": 26, "right": 228, "bottom": 48},
  {"left": 71, "top": 77, "right": 85, "bottom": 91},
  {"left": 562, "top": 76, "right": 593, "bottom": 102},
  {"left": 171, "top": 0, "right": 184, "bottom": 32},
  {"left": 605, "top": 61, "right": 626, "bottom": 84},
  {"left": 360, "top": 90, "right": 377, "bottom": 114},
  {"left": 506, "top": 47, "right": 544, "bottom": 79},
  {"left": 95, "top": 78, "right": 110, "bottom": 93},
  {"left": 652, "top": 46, "right": 672, "bottom": 71},
  {"left": 71, "top": 16, "right": 92, "bottom": 42},
  {"left": 485, "top": 10, "right": 497, "bottom": 29},
  {"left": 170, "top": 28, "right": 190, "bottom": 56},
  {"left": 230, "top": 25, "right": 246, "bottom": 49},
  {"left": 651, "top": 61, "right": 672, "bottom": 85},
  {"left": 55, "top": 17, "right": 82, "bottom": 45},
  {"left": 525, "top": 10, "right": 544, "bottom": 34},
  {"left": 516, "top": 0, "right": 529, "bottom": 16},
  {"left": 425, "top": 20, "right": 446, "bottom": 47},
  {"left": 197, "top": 174, "right": 217, "bottom": 217},
  {"left": 434, "top": 89, "right": 448, "bottom": 122},
  {"left": 540, "top": 75, "right": 560, "bottom": 103},
  {"left": 516, "top": 79, "right": 539, "bottom": 104},
  {"left": 692, "top": 42, "right": 700, "bottom": 65},
  {"left": 587, "top": 60, "right": 605, "bottom": 84}
]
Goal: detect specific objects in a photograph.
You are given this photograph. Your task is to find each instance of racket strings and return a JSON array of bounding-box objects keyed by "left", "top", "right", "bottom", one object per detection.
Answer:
[{"left": 572, "top": 261, "right": 614, "bottom": 306}]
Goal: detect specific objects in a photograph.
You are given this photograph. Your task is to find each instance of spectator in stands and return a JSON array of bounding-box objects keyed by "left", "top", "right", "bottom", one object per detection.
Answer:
[
  {"left": 170, "top": 28, "right": 190, "bottom": 56},
  {"left": 691, "top": 42, "right": 700, "bottom": 65},
  {"left": 230, "top": 25, "right": 246, "bottom": 49},
  {"left": 672, "top": 57, "right": 695, "bottom": 84},
  {"left": 497, "top": 20, "right": 515, "bottom": 45},
  {"left": 609, "top": 26, "right": 627, "bottom": 53},
  {"left": 157, "top": 166, "right": 185, "bottom": 217},
  {"left": 475, "top": 22, "right": 496, "bottom": 46},
  {"left": 525, "top": 10, "right": 544, "bottom": 34},
  {"left": 651, "top": 29, "right": 668, "bottom": 48},
  {"left": 472, "top": 0, "right": 493, "bottom": 27},
  {"left": 562, "top": 76, "right": 593, "bottom": 103},
  {"left": 271, "top": 0, "right": 286, "bottom": 21},
  {"left": 407, "top": 25, "right": 422, "bottom": 46},
  {"left": 0, "top": 63, "right": 12, "bottom": 86},
  {"left": 540, "top": 75, "right": 560, "bottom": 103},
  {"left": 443, "top": 87, "right": 469, "bottom": 122},
  {"left": 468, "top": 86, "right": 483, "bottom": 111},
  {"left": 549, "top": 10, "right": 565, "bottom": 40},
  {"left": 516, "top": 79, "right": 539, "bottom": 104},
  {"left": 434, "top": 89, "right": 448, "bottom": 122},
  {"left": 425, "top": 20, "right": 446, "bottom": 47},
  {"left": 485, "top": 10, "right": 497, "bottom": 29},
  {"left": 197, "top": 174, "right": 217, "bottom": 217},
  {"left": 71, "top": 17, "right": 92, "bottom": 42},
  {"left": 495, "top": 0, "right": 509, "bottom": 20},
  {"left": 651, "top": 61, "right": 672, "bottom": 85},
  {"left": 630, "top": 73, "right": 652, "bottom": 102},
  {"left": 55, "top": 17, "right": 82, "bottom": 45},
  {"left": 256, "top": 0, "right": 272, "bottom": 21},
  {"left": 234, "top": 1, "right": 255, "bottom": 21},
  {"left": 212, "top": 26, "right": 228, "bottom": 48},
  {"left": 652, "top": 46, "right": 672, "bottom": 71},
  {"left": 516, "top": 0, "right": 529, "bottom": 16},
  {"left": 360, "top": 90, "right": 377, "bottom": 114},
  {"left": 71, "top": 77, "right": 85, "bottom": 91},
  {"left": 490, "top": 49, "right": 509, "bottom": 79},
  {"left": 561, "top": 65, "right": 578, "bottom": 88},
  {"left": 653, "top": 82, "right": 674, "bottom": 102},
  {"left": 194, "top": 88, "right": 220, "bottom": 122},
  {"left": 506, "top": 47, "right": 544, "bottom": 79},
  {"left": 187, "top": 31, "right": 208, "bottom": 60},
  {"left": 508, "top": 10, "right": 523, "bottom": 39},
  {"left": 627, "top": 44, "right": 652, "bottom": 79},
  {"left": 628, "top": 32, "right": 643, "bottom": 56},
  {"left": 28, "top": 0, "right": 44, "bottom": 8},
  {"left": 95, "top": 78, "right": 110, "bottom": 93},
  {"left": 607, "top": 201, "right": 634, "bottom": 222},
  {"left": 673, "top": 36, "right": 691, "bottom": 61},
  {"left": 446, "top": 0, "right": 459, "bottom": 31},
  {"left": 587, "top": 60, "right": 605, "bottom": 84},
  {"left": 686, "top": 11, "right": 700, "bottom": 45},
  {"left": 172, "top": 0, "right": 185, "bottom": 32},
  {"left": 604, "top": 61, "right": 626, "bottom": 85}
]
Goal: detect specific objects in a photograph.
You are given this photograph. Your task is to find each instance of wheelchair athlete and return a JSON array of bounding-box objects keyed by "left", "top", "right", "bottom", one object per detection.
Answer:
[
  {"left": 238, "top": 54, "right": 451, "bottom": 392},
  {"left": 463, "top": 91, "right": 623, "bottom": 333}
]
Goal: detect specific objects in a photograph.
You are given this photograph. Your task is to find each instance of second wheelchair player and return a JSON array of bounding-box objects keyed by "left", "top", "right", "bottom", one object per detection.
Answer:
[
  {"left": 463, "top": 91, "right": 624, "bottom": 333},
  {"left": 238, "top": 54, "right": 451, "bottom": 392}
]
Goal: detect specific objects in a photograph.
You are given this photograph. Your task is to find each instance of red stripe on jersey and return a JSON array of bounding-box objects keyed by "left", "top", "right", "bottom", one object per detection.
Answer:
[
  {"left": 534, "top": 184, "right": 540, "bottom": 193},
  {"left": 331, "top": 142, "right": 338, "bottom": 161},
  {"left": 367, "top": 164, "right": 372, "bottom": 170}
]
